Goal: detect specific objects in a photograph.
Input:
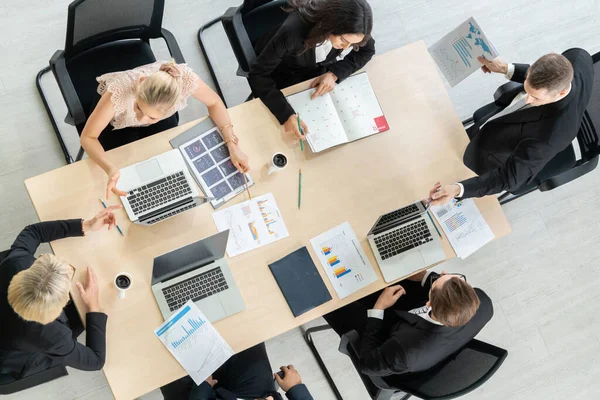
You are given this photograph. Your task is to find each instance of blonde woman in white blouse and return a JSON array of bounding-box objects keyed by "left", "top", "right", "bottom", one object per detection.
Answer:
[{"left": 80, "top": 61, "right": 250, "bottom": 199}]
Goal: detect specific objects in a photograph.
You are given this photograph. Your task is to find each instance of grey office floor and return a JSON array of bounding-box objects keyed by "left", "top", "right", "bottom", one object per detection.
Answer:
[{"left": 2, "top": 0, "right": 600, "bottom": 399}]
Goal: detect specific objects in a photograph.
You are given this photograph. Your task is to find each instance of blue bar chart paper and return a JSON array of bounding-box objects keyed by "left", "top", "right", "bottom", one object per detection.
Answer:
[
  {"left": 428, "top": 17, "right": 499, "bottom": 87},
  {"left": 155, "top": 301, "right": 234, "bottom": 385}
]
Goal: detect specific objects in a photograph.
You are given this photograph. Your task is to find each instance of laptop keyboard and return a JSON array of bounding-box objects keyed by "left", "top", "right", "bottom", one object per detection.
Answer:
[
  {"left": 374, "top": 219, "right": 433, "bottom": 260},
  {"left": 162, "top": 267, "right": 229, "bottom": 312},
  {"left": 375, "top": 204, "right": 420, "bottom": 229},
  {"left": 126, "top": 171, "right": 192, "bottom": 216},
  {"left": 145, "top": 203, "right": 196, "bottom": 225}
]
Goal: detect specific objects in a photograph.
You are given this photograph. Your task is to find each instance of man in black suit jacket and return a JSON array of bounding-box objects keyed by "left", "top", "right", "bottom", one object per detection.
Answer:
[
  {"left": 429, "top": 48, "right": 594, "bottom": 204},
  {"left": 324, "top": 271, "right": 493, "bottom": 377},
  {"left": 0, "top": 208, "right": 118, "bottom": 379}
]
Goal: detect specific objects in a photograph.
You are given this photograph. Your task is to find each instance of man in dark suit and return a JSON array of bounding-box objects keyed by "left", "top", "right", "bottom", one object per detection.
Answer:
[
  {"left": 428, "top": 48, "right": 594, "bottom": 204},
  {"left": 324, "top": 271, "right": 492, "bottom": 376},
  {"left": 0, "top": 208, "right": 119, "bottom": 379}
]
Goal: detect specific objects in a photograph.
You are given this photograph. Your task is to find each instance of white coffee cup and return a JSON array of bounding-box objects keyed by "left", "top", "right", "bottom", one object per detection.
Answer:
[
  {"left": 267, "top": 152, "right": 288, "bottom": 175},
  {"left": 114, "top": 272, "right": 132, "bottom": 299}
]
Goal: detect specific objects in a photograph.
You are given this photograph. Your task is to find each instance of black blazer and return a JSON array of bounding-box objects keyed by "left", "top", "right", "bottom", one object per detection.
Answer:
[
  {"left": 0, "top": 220, "right": 107, "bottom": 379},
  {"left": 461, "top": 48, "right": 594, "bottom": 198},
  {"left": 191, "top": 382, "right": 313, "bottom": 400},
  {"left": 249, "top": 11, "right": 376, "bottom": 124},
  {"left": 358, "top": 274, "right": 493, "bottom": 376}
]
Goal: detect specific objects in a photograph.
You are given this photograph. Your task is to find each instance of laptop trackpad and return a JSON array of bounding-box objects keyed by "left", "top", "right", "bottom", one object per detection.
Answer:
[
  {"left": 136, "top": 159, "right": 163, "bottom": 183},
  {"left": 196, "top": 296, "right": 225, "bottom": 323}
]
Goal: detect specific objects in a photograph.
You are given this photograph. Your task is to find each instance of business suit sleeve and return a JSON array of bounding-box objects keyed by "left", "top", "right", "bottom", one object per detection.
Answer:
[
  {"left": 46, "top": 312, "right": 108, "bottom": 371},
  {"left": 327, "top": 38, "right": 376, "bottom": 82},
  {"left": 510, "top": 63, "right": 530, "bottom": 84},
  {"left": 285, "top": 384, "right": 314, "bottom": 400},
  {"left": 188, "top": 381, "right": 217, "bottom": 400},
  {"left": 460, "top": 138, "right": 555, "bottom": 198},
  {"left": 248, "top": 26, "right": 299, "bottom": 125},
  {"left": 358, "top": 317, "right": 410, "bottom": 376},
  {"left": 10, "top": 220, "right": 84, "bottom": 256}
]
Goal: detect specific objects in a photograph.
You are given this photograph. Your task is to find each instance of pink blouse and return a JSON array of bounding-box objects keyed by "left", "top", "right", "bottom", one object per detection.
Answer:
[{"left": 96, "top": 61, "right": 198, "bottom": 130}]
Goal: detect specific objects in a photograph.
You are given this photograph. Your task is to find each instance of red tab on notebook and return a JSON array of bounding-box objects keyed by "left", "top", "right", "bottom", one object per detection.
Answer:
[{"left": 374, "top": 116, "right": 389, "bottom": 132}]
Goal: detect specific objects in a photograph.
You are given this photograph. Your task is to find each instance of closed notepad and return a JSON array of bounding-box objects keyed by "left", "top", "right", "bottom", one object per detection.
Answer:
[{"left": 268, "top": 247, "right": 332, "bottom": 317}]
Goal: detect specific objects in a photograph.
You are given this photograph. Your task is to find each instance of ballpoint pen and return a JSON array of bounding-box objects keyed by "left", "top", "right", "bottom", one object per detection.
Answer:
[
  {"left": 297, "top": 114, "right": 304, "bottom": 151},
  {"left": 99, "top": 198, "right": 124, "bottom": 237}
]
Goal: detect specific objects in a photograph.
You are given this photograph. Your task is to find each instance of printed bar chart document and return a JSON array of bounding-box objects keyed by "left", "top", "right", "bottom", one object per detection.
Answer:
[
  {"left": 430, "top": 199, "right": 494, "bottom": 259},
  {"left": 154, "top": 301, "right": 233, "bottom": 385},
  {"left": 286, "top": 72, "right": 389, "bottom": 153},
  {"left": 428, "top": 17, "right": 499, "bottom": 87},
  {"left": 310, "top": 222, "right": 377, "bottom": 299},
  {"left": 212, "top": 193, "right": 289, "bottom": 257}
]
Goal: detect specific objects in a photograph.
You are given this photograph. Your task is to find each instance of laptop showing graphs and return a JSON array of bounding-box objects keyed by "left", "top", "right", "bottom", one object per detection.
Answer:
[{"left": 428, "top": 16, "right": 499, "bottom": 87}]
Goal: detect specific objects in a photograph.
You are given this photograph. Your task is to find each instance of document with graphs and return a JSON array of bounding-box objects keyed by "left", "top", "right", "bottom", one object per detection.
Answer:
[
  {"left": 428, "top": 17, "right": 499, "bottom": 87},
  {"left": 430, "top": 199, "right": 494, "bottom": 259},
  {"left": 155, "top": 301, "right": 233, "bottom": 384}
]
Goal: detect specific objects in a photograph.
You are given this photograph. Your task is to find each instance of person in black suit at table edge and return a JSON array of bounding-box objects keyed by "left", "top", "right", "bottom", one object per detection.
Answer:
[
  {"left": 249, "top": 0, "right": 375, "bottom": 139},
  {"left": 428, "top": 48, "right": 594, "bottom": 204},
  {"left": 0, "top": 207, "right": 120, "bottom": 379},
  {"left": 323, "top": 270, "right": 493, "bottom": 377}
]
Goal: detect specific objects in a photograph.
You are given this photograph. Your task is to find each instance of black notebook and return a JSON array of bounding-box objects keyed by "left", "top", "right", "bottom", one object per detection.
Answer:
[{"left": 268, "top": 247, "right": 332, "bottom": 317}]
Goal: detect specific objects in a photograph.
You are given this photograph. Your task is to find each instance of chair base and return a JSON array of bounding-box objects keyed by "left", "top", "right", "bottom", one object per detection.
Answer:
[
  {"left": 197, "top": 16, "right": 227, "bottom": 107},
  {"left": 304, "top": 325, "right": 344, "bottom": 400}
]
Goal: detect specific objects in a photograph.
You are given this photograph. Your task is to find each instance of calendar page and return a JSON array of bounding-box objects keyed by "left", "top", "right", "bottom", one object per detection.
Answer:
[{"left": 286, "top": 89, "right": 348, "bottom": 152}]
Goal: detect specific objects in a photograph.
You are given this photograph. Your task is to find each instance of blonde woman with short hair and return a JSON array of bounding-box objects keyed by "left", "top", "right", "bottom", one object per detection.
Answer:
[
  {"left": 80, "top": 61, "right": 250, "bottom": 199},
  {"left": 0, "top": 206, "right": 119, "bottom": 378}
]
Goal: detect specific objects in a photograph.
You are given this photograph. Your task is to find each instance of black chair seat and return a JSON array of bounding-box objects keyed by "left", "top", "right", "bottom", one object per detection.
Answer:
[{"left": 66, "top": 39, "right": 156, "bottom": 126}]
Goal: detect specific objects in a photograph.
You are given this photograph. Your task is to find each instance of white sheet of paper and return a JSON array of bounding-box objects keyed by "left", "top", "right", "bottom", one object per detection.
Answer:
[
  {"left": 212, "top": 193, "right": 289, "bottom": 257},
  {"left": 154, "top": 301, "right": 233, "bottom": 385},
  {"left": 430, "top": 199, "right": 495, "bottom": 259},
  {"left": 310, "top": 222, "right": 378, "bottom": 299},
  {"left": 428, "top": 17, "right": 499, "bottom": 87}
]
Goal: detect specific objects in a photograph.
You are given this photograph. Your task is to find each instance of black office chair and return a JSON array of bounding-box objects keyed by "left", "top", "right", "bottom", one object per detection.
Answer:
[
  {"left": 462, "top": 50, "right": 600, "bottom": 205},
  {"left": 338, "top": 330, "right": 508, "bottom": 400},
  {"left": 36, "top": 0, "right": 185, "bottom": 164},
  {"left": 198, "top": 0, "right": 289, "bottom": 107}
]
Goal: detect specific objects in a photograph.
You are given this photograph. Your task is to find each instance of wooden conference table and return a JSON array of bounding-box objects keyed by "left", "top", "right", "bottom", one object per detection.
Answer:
[{"left": 25, "top": 41, "right": 510, "bottom": 399}]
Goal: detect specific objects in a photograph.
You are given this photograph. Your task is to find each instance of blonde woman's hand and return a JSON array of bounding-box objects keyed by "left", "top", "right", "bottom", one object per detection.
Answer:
[
  {"left": 76, "top": 266, "right": 100, "bottom": 313},
  {"left": 228, "top": 144, "right": 250, "bottom": 173},
  {"left": 106, "top": 168, "right": 127, "bottom": 200}
]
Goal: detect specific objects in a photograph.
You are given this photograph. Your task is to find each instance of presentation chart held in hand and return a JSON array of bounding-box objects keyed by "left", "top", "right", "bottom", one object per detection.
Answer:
[
  {"left": 212, "top": 193, "right": 289, "bottom": 257},
  {"left": 310, "top": 222, "right": 377, "bottom": 299},
  {"left": 430, "top": 199, "right": 495, "bottom": 259},
  {"left": 154, "top": 301, "right": 233, "bottom": 385},
  {"left": 428, "top": 17, "right": 498, "bottom": 87}
]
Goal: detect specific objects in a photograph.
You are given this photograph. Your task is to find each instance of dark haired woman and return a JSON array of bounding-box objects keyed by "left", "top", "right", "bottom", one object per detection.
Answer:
[{"left": 249, "top": 0, "right": 375, "bottom": 139}]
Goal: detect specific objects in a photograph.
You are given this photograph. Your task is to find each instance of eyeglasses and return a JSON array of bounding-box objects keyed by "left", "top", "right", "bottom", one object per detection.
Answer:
[
  {"left": 430, "top": 273, "right": 467, "bottom": 286},
  {"left": 68, "top": 264, "right": 76, "bottom": 282}
]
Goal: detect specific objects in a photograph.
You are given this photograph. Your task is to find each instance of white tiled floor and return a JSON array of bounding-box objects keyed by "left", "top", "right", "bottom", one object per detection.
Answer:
[{"left": 3, "top": 0, "right": 600, "bottom": 399}]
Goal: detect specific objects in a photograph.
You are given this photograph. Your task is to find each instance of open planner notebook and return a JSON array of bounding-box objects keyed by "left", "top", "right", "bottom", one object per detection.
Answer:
[{"left": 286, "top": 72, "right": 389, "bottom": 153}]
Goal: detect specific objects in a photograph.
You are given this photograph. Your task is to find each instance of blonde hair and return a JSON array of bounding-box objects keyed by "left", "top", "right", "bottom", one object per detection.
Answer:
[
  {"left": 8, "top": 254, "right": 72, "bottom": 324},
  {"left": 136, "top": 61, "right": 183, "bottom": 111}
]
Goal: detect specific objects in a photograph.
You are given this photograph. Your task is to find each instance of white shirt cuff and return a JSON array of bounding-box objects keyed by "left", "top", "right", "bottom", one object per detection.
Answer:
[
  {"left": 505, "top": 63, "right": 515, "bottom": 80},
  {"left": 421, "top": 270, "right": 434, "bottom": 287},
  {"left": 367, "top": 309, "right": 384, "bottom": 320},
  {"left": 456, "top": 183, "right": 465, "bottom": 198}
]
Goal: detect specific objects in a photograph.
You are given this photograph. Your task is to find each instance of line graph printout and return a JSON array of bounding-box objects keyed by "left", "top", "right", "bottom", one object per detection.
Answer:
[
  {"left": 430, "top": 199, "right": 494, "bottom": 259},
  {"left": 428, "top": 17, "right": 498, "bottom": 87},
  {"left": 155, "top": 301, "right": 233, "bottom": 385},
  {"left": 310, "top": 222, "right": 377, "bottom": 299},
  {"left": 212, "top": 193, "right": 289, "bottom": 257}
]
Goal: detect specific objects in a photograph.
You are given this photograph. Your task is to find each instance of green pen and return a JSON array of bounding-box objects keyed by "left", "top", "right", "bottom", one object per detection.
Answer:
[
  {"left": 298, "top": 169, "right": 302, "bottom": 209},
  {"left": 297, "top": 114, "right": 304, "bottom": 151}
]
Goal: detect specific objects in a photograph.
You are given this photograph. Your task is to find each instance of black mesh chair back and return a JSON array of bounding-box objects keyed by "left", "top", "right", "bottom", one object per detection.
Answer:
[
  {"left": 576, "top": 51, "right": 600, "bottom": 162},
  {"left": 65, "top": 0, "right": 164, "bottom": 57}
]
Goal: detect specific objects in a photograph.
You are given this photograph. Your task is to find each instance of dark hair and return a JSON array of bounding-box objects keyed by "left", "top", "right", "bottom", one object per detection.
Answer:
[
  {"left": 526, "top": 53, "right": 574, "bottom": 94},
  {"left": 288, "top": 0, "right": 373, "bottom": 51},
  {"left": 430, "top": 277, "right": 480, "bottom": 327}
]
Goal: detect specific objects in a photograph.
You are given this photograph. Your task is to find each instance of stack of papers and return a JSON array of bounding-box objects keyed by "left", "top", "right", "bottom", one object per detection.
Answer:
[
  {"left": 310, "top": 222, "right": 377, "bottom": 299},
  {"left": 430, "top": 199, "right": 494, "bottom": 259},
  {"left": 212, "top": 193, "right": 289, "bottom": 257},
  {"left": 154, "top": 301, "right": 233, "bottom": 385}
]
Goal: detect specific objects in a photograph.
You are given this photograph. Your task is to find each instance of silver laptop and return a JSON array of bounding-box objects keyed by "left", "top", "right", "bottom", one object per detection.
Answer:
[
  {"left": 367, "top": 200, "right": 445, "bottom": 283},
  {"left": 119, "top": 149, "right": 211, "bottom": 226},
  {"left": 151, "top": 230, "right": 245, "bottom": 322}
]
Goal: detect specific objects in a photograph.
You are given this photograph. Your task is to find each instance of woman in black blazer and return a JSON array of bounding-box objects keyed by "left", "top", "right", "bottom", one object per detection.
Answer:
[
  {"left": 249, "top": 0, "right": 376, "bottom": 139},
  {"left": 0, "top": 207, "right": 119, "bottom": 379}
]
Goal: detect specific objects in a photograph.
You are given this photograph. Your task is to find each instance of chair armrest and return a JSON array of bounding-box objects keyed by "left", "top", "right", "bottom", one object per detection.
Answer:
[
  {"left": 49, "top": 50, "right": 86, "bottom": 126},
  {"left": 493, "top": 81, "right": 523, "bottom": 107},
  {"left": 539, "top": 155, "right": 599, "bottom": 191},
  {"left": 161, "top": 28, "right": 185, "bottom": 64},
  {"left": 222, "top": 6, "right": 257, "bottom": 74}
]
